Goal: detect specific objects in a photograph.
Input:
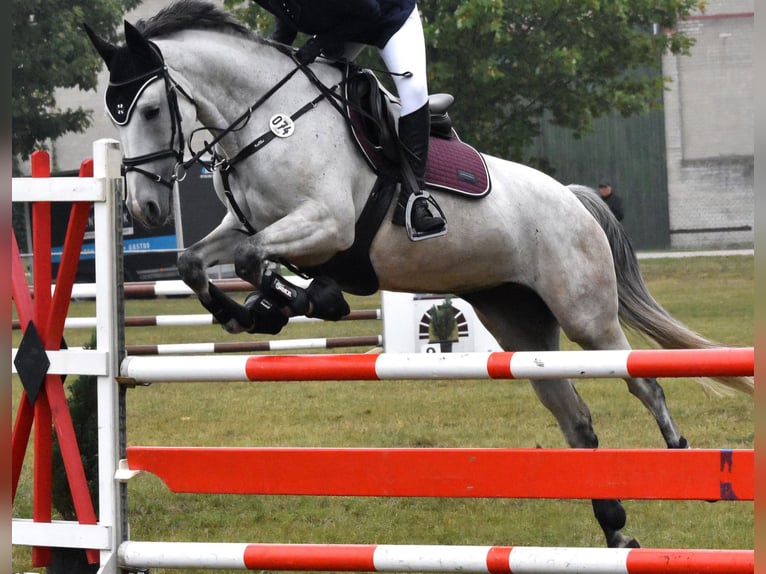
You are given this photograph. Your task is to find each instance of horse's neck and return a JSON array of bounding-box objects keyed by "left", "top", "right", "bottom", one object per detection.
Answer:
[
  {"left": 159, "top": 33, "right": 374, "bottom": 222},
  {"left": 163, "top": 34, "right": 340, "bottom": 127},
  {"left": 160, "top": 35, "right": 294, "bottom": 144}
]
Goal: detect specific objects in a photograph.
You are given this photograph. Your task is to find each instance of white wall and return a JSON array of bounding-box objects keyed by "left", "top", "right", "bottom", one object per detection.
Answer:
[{"left": 661, "top": 4, "right": 754, "bottom": 249}]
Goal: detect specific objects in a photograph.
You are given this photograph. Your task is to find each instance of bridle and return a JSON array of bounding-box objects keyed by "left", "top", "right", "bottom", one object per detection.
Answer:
[
  {"left": 112, "top": 37, "right": 405, "bottom": 278},
  {"left": 115, "top": 65, "right": 196, "bottom": 189}
]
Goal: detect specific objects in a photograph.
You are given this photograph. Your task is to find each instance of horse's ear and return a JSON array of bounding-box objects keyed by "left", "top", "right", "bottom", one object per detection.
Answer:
[
  {"left": 83, "top": 23, "right": 118, "bottom": 69},
  {"left": 123, "top": 20, "right": 155, "bottom": 59}
]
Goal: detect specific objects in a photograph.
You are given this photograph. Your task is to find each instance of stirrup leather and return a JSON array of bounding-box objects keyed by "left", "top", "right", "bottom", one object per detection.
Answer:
[{"left": 404, "top": 191, "right": 447, "bottom": 242}]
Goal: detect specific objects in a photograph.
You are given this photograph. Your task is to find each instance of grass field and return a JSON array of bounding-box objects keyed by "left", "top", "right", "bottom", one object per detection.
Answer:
[{"left": 12, "top": 255, "right": 754, "bottom": 573}]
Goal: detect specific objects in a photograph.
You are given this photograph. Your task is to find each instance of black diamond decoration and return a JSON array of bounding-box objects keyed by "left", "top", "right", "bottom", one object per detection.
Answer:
[{"left": 14, "top": 321, "right": 50, "bottom": 406}]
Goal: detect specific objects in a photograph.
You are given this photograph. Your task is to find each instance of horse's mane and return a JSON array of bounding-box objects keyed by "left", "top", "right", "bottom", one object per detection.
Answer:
[{"left": 135, "top": 0, "right": 254, "bottom": 40}]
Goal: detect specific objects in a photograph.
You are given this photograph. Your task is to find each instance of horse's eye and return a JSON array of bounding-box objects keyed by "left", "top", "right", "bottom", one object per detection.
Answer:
[{"left": 143, "top": 107, "right": 160, "bottom": 120}]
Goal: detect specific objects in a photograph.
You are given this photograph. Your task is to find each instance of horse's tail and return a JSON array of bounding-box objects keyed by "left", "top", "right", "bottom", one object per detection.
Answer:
[{"left": 568, "top": 184, "right": 753, "bottom": 395}]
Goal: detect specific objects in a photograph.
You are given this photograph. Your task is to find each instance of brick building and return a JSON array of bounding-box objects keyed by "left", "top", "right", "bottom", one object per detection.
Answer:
[{"left": 661, "top": 1, "right": 754, "bottom": 249}]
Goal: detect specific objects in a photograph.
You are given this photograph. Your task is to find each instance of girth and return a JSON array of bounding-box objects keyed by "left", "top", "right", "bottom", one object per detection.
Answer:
[
  {"left": 300, "top": 175, "right": 398, "bottom": 296},
  {"left": 298, "top": 69, "right": 492, "bottom": 293}
]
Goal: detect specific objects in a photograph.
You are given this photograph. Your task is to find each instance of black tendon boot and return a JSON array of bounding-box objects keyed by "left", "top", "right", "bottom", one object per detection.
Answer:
[{"left": 397, "top": 103, "right": 447, "bottom": 240}]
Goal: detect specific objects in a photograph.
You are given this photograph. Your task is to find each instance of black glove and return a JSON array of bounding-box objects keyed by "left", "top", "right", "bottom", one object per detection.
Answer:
[
  {"left": 295, "top": 36, "right": 322, "bottom": 65},
  {"left": 270, "top": 18, "right": 297, "bottom": 45},
  {"left": 319, "top": 38, "right": 345, "bottom": 60}
]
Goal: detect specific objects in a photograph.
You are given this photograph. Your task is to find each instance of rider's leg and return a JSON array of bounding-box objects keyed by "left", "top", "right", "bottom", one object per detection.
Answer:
[
  {"left": 380, "top": 6, "right": 446, "bottom": 235},
  {"left": 397, "top": 103, "right": 444, "bottom": 233}
]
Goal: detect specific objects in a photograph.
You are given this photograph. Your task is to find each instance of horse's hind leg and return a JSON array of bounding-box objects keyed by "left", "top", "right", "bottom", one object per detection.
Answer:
[
  {"left": 550, "top": 277, "right": 688, "bottom": 450},
  {"left": 543, "top": 255, "right": 691, "bottom": 543},
  {"left": 622, "top": 376, "right": 688, "bottom": 448},
  {"left": 529, "top": 378, "right": 639, "bottom": 548},
  {"left": 463, "top": 284, "right": 638, "bottom": 548}
]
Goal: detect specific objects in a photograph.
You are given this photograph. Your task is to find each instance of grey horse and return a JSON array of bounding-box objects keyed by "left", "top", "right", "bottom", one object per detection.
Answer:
[{"left": 85, "top": 0, "right": 752, "bottom": 549}]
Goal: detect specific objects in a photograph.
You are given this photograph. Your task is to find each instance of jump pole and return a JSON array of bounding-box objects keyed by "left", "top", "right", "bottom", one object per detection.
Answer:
[
  {"left": 118, "top": 541, "right": 753, "bottom": 573},
  {"left": 120, "top": 446, "right": 753, "bottom": 501},
  {"left": 67, "top": 276, "right": 299, "bottom": 299},
  {"left": 119, "top": 347, "right": 754, "bottom": 383},
  {"left": 12, "top": 308, "right": 381, "bottom": 329},
  {"left": 124, "top": 335, "right": 382, "bottom": 355}
]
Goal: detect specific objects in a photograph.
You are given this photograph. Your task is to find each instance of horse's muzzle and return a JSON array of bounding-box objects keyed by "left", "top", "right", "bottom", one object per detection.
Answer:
[{"left": 124, "top": 176, "right": 173, "bottom": 228}]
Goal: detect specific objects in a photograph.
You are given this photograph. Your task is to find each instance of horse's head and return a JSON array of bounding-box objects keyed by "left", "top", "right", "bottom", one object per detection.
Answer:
[{"left": 85, "top": 21, "right": 197, "bottom": 227}]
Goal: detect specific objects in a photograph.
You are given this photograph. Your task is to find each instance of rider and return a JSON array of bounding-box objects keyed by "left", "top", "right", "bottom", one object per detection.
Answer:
[{"left": 252, "top": 0, "right": 447, "bottom": 239}]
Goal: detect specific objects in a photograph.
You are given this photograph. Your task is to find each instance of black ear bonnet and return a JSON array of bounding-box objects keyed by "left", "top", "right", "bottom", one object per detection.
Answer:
[{"left": 84, "top": 21, "right": 166, "bottom": 125}]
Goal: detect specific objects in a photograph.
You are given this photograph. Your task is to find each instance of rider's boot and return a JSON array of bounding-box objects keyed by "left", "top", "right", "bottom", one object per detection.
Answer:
[{"left": 397, "top": 103, "right": 447, "bottom": 240}]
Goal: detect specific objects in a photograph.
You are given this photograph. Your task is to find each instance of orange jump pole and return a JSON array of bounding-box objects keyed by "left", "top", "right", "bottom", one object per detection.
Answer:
[{"left": 123, "top": 446, "right": 753, "bottom": 501}]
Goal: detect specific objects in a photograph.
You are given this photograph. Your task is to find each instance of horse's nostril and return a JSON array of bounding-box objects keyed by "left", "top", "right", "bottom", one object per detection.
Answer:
[{"left": 143, "top": 200, "right": 164, "bottom": 227}]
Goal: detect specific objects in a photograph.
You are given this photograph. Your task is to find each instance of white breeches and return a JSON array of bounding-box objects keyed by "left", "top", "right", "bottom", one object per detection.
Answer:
[
  {"left": 344, "top": 6, "right": 429, "bottom": 116},
  {"left": 379, "top": 7, "right": 429, "bottom": 115}
]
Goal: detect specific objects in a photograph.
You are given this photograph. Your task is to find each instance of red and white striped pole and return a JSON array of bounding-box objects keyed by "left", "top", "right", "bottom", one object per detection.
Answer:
[
  {"left": 119, "top": 347, "right": 754, "bottom": 383},
  {"left": 118, "top": 542, "right": 753, "bottom": 573}
]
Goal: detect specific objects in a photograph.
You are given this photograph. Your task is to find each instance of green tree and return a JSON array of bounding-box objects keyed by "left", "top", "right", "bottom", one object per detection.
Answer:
[
  {"left": 227, "top": 0, "right": 702, "bottom": 162},
  {"left": 11, "top": 0, "right": 141, "bottom": 165},
  {"left": 421, "top": 0, "right": 703, "bottom": 162}
]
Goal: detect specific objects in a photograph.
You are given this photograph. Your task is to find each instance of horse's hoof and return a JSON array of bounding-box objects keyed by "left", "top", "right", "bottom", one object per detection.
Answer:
[
  {"left": 669, "top": 436, "right": 690, "bottom": 449},
  {"left": 608, "top": 534, "right": 640, "bottom": 549},
  {"left": 243, "top": 292, "right": 289, "bottom": 335},
  {"left": 221, "top": 319, "right": 247, "bottom": 334}
]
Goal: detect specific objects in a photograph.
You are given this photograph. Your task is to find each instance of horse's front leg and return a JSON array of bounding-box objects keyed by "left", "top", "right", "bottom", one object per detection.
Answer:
[
  {"left": 229, "top": 203, "right": 353, "bottom": 324},
  {"left": 177, "top": 212, "right": 256, "bottom": 333},
  {"left": 233, "top": 201, "right": 353, "bottom": 289}
]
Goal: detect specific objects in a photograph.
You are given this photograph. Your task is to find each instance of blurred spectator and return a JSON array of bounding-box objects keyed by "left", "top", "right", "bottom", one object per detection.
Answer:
[{"left": 598, "top": 181, "right": 624, "bottom": 222}]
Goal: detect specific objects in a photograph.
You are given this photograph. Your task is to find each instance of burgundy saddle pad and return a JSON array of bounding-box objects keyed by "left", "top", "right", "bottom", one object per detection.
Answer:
[{"left": 424, "top": 133, "right": 490, "bottom": 197}]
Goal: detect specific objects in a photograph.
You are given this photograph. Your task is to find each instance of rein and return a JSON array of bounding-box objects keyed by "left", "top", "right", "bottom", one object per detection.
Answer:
[{"left": 216, "top": 88, "right": 332, "bottom": 236}]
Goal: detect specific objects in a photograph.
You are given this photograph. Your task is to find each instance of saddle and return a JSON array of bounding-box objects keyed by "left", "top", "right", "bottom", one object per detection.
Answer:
[{"left": 344, "top": 68, "right": 491, "bottom": 197}]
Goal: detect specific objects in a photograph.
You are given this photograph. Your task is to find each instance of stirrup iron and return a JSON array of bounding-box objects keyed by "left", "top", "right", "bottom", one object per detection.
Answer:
[{"left": 404, "top": 191, "right": 447, "bottom": 242}]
